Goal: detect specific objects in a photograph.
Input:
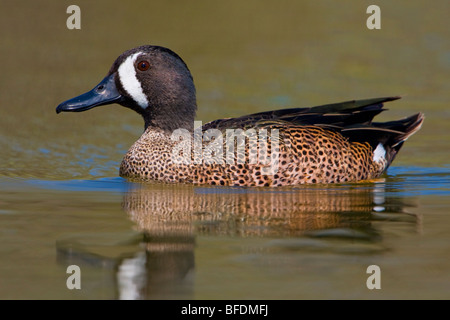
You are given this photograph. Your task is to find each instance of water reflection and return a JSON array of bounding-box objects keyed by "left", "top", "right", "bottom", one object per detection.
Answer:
[
  {"left": 124, "top": 181, "right": 418, "bottom": 237},
  {"left": 56, "top": 180, "right": 419, "bottom": 299},
  {"left": 56, "top": 230, "right": 195, "bottom": 299}
]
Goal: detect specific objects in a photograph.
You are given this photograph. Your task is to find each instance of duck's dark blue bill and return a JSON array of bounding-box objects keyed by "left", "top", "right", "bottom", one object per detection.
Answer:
[{"left": 56, "top": 73, "right": 122, "bottom": 114}]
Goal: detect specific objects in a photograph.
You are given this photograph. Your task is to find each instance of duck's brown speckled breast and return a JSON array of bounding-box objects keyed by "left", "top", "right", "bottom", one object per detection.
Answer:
[{"left": 120, "top": 126, "right": 387, "bottom": 186}]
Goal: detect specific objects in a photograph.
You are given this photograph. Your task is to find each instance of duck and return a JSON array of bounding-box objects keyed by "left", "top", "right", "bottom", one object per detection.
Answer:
[{"left": 56, "top": 45, "right": 424, "bottom": 186}]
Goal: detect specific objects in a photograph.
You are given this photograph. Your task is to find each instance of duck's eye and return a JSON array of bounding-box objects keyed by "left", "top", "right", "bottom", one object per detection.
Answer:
[{"left": 137, "top": 60, "right": 150, "bottom": 71}]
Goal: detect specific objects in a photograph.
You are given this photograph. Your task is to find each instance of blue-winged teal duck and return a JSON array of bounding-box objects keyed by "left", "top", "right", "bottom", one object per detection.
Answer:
[{"left": 56, "top": 45, "right": 424, "bottom": 186}]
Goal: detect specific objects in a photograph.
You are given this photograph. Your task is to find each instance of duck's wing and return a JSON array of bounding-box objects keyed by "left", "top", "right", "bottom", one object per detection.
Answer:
[
  {"left": 201, "top": 96, "right": 400, "bottom": 131},
  {"left": 201, "top": 96, "right": 423, "bottom": 166}
]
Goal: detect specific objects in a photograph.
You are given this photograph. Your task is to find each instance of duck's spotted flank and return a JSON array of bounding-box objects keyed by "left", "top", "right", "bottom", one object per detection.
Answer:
[{"left": 56, "top": 45, "right": 424, "bottom": 186}]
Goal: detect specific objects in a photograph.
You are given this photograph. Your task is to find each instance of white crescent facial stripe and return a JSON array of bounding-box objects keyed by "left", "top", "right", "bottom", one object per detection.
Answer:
[{"left": 118, "top": 52, "right": 149, "bottom": 109}]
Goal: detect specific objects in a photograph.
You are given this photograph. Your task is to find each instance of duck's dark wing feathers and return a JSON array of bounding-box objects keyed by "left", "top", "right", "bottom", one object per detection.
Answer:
[
  {"left": 202, "top": 96, "right": 400, "bottom": 131},
  {"left": 202, "top": 96, "right": 424, "bottom": 157}
]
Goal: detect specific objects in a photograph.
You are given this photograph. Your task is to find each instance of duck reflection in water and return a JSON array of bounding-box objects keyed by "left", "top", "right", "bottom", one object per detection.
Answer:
[{"left": 57, "top": 181, "right": 419, "bottom": 299}]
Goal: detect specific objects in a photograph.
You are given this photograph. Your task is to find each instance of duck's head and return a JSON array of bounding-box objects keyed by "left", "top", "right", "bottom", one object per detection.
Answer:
[{"left": 56, "top": 45, "right": 197, "bottom": 132}]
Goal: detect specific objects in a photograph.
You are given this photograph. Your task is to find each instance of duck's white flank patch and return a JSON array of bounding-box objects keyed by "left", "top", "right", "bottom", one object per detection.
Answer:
[
  {"left": 373, "top": 143, "right": 386, "bottom": 162},
  {"left": 118, "top": 52, "right": 149, "bottom": 109}
]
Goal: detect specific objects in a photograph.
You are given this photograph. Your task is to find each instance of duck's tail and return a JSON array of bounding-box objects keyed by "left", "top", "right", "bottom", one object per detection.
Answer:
[{"left": 342, "top": 112, "right": 424, "bottom": 167}]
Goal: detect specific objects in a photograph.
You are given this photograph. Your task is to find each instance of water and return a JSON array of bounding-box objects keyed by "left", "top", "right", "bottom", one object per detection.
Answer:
[
  {"left": 0, "top": 0, "right": 449, "bottom": 300},
  {"left": 1, "top": 167, "right": 450, "bottom": 299}
]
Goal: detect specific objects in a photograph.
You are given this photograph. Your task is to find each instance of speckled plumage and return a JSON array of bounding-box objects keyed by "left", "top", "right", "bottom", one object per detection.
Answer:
[
  {"left": 119, "top": 104, "right": 422, "bottom": 186},
  {"left": 57, "top": 45, "right": 424, "bottom": 186}
]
